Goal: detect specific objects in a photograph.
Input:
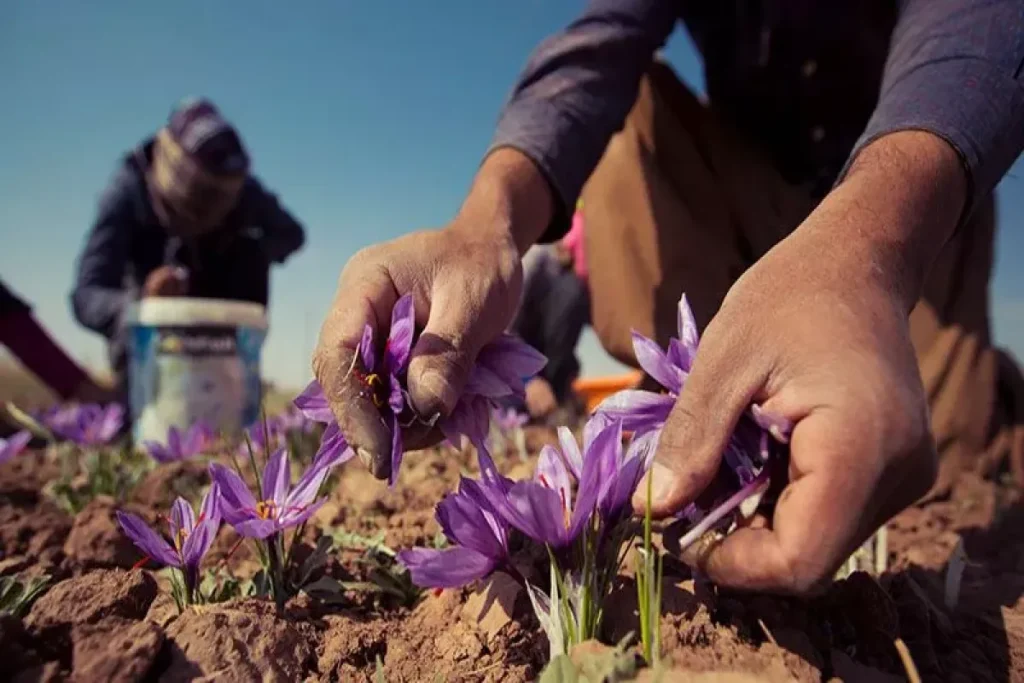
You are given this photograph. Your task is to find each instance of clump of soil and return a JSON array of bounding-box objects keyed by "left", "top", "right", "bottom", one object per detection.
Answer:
[{"left": 0, "top": 439, "right": 1022, "bottom": 681}]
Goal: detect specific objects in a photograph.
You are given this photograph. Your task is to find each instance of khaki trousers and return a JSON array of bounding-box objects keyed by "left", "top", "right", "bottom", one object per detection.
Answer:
[{"left": 581, "top": 61, "right": 1024, "bottom": 496}]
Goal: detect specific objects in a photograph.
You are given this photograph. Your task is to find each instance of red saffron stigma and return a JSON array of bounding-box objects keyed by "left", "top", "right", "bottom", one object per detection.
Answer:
[
  {"left": 432, "top": 587, "right": 444, "bottom": 597},
  {"left": 132, "top": 556, "right": 151, "bottom": 570}
]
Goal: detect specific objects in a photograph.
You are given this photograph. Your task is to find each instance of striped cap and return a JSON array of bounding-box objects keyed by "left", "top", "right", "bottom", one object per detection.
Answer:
[{"left": 167, "top": 97, "right": 250, "bottom": 176}]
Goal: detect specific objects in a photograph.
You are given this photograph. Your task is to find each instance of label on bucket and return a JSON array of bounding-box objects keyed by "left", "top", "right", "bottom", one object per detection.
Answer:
[{"left": 129, "top": 323, "right": 266, "bottom": 444}]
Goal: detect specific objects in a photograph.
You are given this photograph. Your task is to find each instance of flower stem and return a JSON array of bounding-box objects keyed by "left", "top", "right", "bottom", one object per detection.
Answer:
[
  {"left": 674, "top": 468, "right": 770, "bottom": 554},
  {"left": 265, "top": 534, "right": 286, "bottom": 612}
]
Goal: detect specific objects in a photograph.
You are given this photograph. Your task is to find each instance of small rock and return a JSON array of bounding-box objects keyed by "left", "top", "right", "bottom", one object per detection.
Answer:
[
  {"left": 63, "top": 496, "right": 144, "bottom": 569},
  {"left": 70, "top": 617, "right": 164, "bottom": 683},
  {"left": 160, "top": 599, "right": 313, "bottom": 682},
  {"left": 26, "top": 569, "right": 157, "bottom": 661},
  {"left": 461, "top": 572, "right": 523, "bottom": 643}
]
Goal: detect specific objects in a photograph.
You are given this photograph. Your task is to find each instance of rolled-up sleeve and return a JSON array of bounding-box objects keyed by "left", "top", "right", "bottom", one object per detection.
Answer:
[
  {"left": 488, "top": 0, "right": 677, "bottom": 240},
  {"left": 841, "top": 0, "right": 1024, "bottom": 216}
]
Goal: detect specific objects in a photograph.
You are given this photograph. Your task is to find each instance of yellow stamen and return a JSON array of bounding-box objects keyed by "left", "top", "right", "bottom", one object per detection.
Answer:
[
  {"left": 255, "top": 500, "right": 278, "bottom": 520},
  {"left": 365, "top": 373, "right": 385, "bottom": 408}
]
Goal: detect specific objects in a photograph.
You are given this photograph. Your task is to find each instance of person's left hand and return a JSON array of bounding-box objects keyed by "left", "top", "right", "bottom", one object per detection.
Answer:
[
  {"left": 525, "top": 377, "right": 558, "bottom": 419},
  {"left": 634, "top": 137, "right": 961, "bottom": 595}
]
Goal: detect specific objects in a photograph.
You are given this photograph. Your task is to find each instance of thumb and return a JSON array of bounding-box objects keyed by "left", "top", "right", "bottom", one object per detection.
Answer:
[
  {"left": 406, "top": 282, "right": 492, "bottom": 419},
  {"left": 636, "top": 327, "right": 764, "bottom": 518}
]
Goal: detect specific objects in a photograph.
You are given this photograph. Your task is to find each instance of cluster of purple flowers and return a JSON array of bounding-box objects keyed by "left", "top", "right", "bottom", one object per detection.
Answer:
[
  {"left": 592, "top": 294, "right": 792, "bottom": 550},
  {"left": 40, "top": 403, "right": 124, "bottom": 447},
  {"left": 296, "top": 293, "right": 545, "bottom": 485},
  {"left": 117, "top": 438, "right": 351, "bottom": 604}
]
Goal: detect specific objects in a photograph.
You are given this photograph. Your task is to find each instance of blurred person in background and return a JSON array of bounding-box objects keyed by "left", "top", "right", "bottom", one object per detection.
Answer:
[
  {"left": 71, "top": 98, "right": 306, "bottom": 400},
  {"left": 508, "top": 200, "right": 590, "bottom": 423},
  {"left": 0, "top": 279, "right": 112, "bottom": 434},
  {"left": 315, "top": 1, "right": 1024, "bottom": 595}
]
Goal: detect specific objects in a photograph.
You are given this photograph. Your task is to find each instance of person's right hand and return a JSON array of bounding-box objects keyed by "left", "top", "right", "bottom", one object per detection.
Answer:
[
  {"left": 142, "top": 266, "right": 188, "bottom": 297},
  {"left": 313, "top": 149, "right": 554, "bottom": 480}
]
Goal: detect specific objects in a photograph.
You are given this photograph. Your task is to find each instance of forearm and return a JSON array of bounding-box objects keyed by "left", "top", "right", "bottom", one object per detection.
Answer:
[
  {"left": 818, "top": 130, "right": 967, "bottom": 311},
  {"left": 71, "top": 286, "right": 129, "bottom": 338},
  {"left": 452, "top": 148, "right": 554, "bottom": 258}
]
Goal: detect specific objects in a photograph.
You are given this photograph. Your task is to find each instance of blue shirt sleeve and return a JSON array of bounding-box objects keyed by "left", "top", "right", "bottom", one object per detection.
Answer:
[
  {"left": 839, "top": 0, "right": 1024, "bottom": 217},
  {"left": 487, "top": 0, "right": 677, "bottom": 239},
  {"left": 71, "top": 171, "right": 134, "bottom": 339}
]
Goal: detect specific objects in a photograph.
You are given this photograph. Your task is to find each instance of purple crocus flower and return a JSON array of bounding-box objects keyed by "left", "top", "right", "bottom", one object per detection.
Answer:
[
  {"left": 593, "top": 295, "right": 698, "bottom": 436},
  {"left": 298, "top": 294, "right": 546, "bottom": 484},
  {"left": 397, "top": 477, "right": 511, "bottom": 588},
  {"left": 491, "top": 420, "right": 635, "bottom": 548},
  {"left": 210, "top": 446, "right": 343, "bottom": 539},
  {"left": 144, "top": 421, "right": 213, "bottom": 463},
  {"left": 442, "top": 336, "right": 546, "bottom": 453},
  {"left": 0, "top": 430, "right": 31, "bottom": 464},
  {"left": 116, "top": 483, "right": 221, "bottom": 594},
  {"left": 493, "top": 407, "right": 529, "bottom": 433},
  {"left": 45, "top": 403, "right": 124, "bottom": 446}
]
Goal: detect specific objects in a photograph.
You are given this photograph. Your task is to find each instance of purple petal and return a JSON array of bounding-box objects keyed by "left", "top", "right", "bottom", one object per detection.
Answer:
[
  {"left": 600, "top": 452, "right": 645, "bottom": 523},
  {"left": 167, "top": 427, "right": 182, "bottom": 459},
  {"left": 593, "top": 390, "right": 675, "bottom": 434},
  {"left": 311, "top": 422, "right": 355, "bottom": 471},
  {"left": 631, "top": 331, "right": 683, "bottom": 395},
  {"left": 535, "top": 445, "right": 573, "bottom": 517},
  {"left": 279, "top": 497, "right": 325, "bottom": 530},
  {"left": 262, "top": 448, "right": 291, "bottom": 506},
  {"left": 0, "top": 430, "right": 31, "bottom": 464},
  {"left": 388, "top": 413, "right": 403, "bottom": 487},
  {"left": 398, "top": 546, "right": 497, "bottom": 589},
  {"left": 144, "top": 443, "right": 172, "bottom": 463},
  {"left": 209, "top": 463, "right": 258, "bottom": 516},
  {"left": 96, "top": 404, "right": 125, "bottom": 443},
  {"left": 116, "top": 511, "right": 178, "bottom": 567},
  {"left": 495, "top": 481, "right": 568, "bottom": 546},
  {"left": 358, "top": 324, "right": 377, "bottom": 371},
  {"left": 677, "top": 294, "right": 700, "bottom": 350},
  {"left": 464, "top": 364, "right": 515, "bottom": 398},
  {"left": 385, "top": 294, "right": 415, "bottom": 372},
  {"left": 570, "top": 421, "right": 622, "bottom": 539},
  {"left": 479, "top": 334, "right": 548, "bottom": 378},
  {"left": 388, "top": 374, "right": 405, "bottom": 414},
  {"left": 557, "top": 428, "right": 584, "bottom": 481},
  {"left": 441, "top": 395, "right": 491, "bottom": 457},
  {"left": 181, "top": 517, "right": 217, "bottom": 568},
  {"left": 199, "top": 482, "right": 221, "bottom": 526},
  {"left": 232, "top": 517, "right": 278, "bottom": 539},
  {"left": 667, "top": 338, "right": 695, "bottom": 375},
  {"left": 436, "top": 486, "right": 507, "bottom": 559},
  {"left": 294, "top": 381, "right": 335, "bottom": 423},
  {"left": 169, "top": 497, "right": 196, "bottom": 537},
  {"left": 184, "top": 422, "right": 211, "bottom": 456}
]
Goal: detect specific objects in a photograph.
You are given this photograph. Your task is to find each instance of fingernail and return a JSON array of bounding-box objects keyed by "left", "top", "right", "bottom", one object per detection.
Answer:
[
  {"left": 633, "top": 461, "right": 677, "bottom": 511},
  {"left": 419, "top": 371, "right": 458, "bottom": 414},
  {"left": 357, "top": 448, "right": 374, "bottom": 469}
]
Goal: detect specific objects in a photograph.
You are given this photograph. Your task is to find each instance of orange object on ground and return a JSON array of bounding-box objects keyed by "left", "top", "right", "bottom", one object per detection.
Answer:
[{"left": 572, "top": 370, "right": 644, "bottom": 414}]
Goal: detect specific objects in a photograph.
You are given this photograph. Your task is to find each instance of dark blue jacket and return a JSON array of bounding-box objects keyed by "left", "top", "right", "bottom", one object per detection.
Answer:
[{"left": 71, "top": 139, "right": 305, "bottom": 340}]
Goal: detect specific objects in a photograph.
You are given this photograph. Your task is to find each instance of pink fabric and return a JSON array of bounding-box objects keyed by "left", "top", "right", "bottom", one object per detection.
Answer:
[{"left": 562, "top": 210, "right": 588, "bottom": 282}]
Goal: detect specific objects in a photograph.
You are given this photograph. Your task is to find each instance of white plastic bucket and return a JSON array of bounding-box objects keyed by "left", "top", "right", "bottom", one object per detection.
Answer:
[{"left": 125, "top": 297, "right": 268, "bottom": 444}]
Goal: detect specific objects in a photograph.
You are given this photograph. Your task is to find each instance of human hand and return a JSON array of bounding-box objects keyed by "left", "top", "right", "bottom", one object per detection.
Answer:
[
  {"left": 142, "top": 266, "right": 188, "bottom": 297},
  {"left": 638, "top": 132, "right": 967, "bottom": 595},
  {"left": 313, "top": 149, "right": 554, "bottom": 479},
  {"left": 525, "top": 377, "right": 558, "bottom": 419}
]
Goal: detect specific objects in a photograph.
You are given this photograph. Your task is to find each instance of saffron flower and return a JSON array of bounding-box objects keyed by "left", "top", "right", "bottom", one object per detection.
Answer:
[
  {"left": 397, "top": 477, "right": 511, "bottom": 588},
  {"left": 294, "top": 381, "right": 353, "bottom": 468},
  {"left": 400, "top": 415, "right": 656, "bottom": 656},
  {"left": 0, "top": 430, "right": 31, "bottom": 464},
  {"left": 593, "top": 292, "right": 794, "bottom": 554},
  {"left": 45, "top": 403, "right": 124, "bottom": 446},
  {"left": 210, "top": 448, "right": 333, "bottom": 539},
  {"left": 116, "top": 483, "right": 221, "bottom": 606},
  {"left": 298, "top": 294, "right": 546, "bottom": 484},
  {"left": 144, "top": 421, "right": 213, "bottom": 463}
]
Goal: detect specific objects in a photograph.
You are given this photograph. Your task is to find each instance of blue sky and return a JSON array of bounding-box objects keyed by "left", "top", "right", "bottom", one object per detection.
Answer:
[{"left": 3, "top": 1, "right": 1022, "bottom": 389}]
